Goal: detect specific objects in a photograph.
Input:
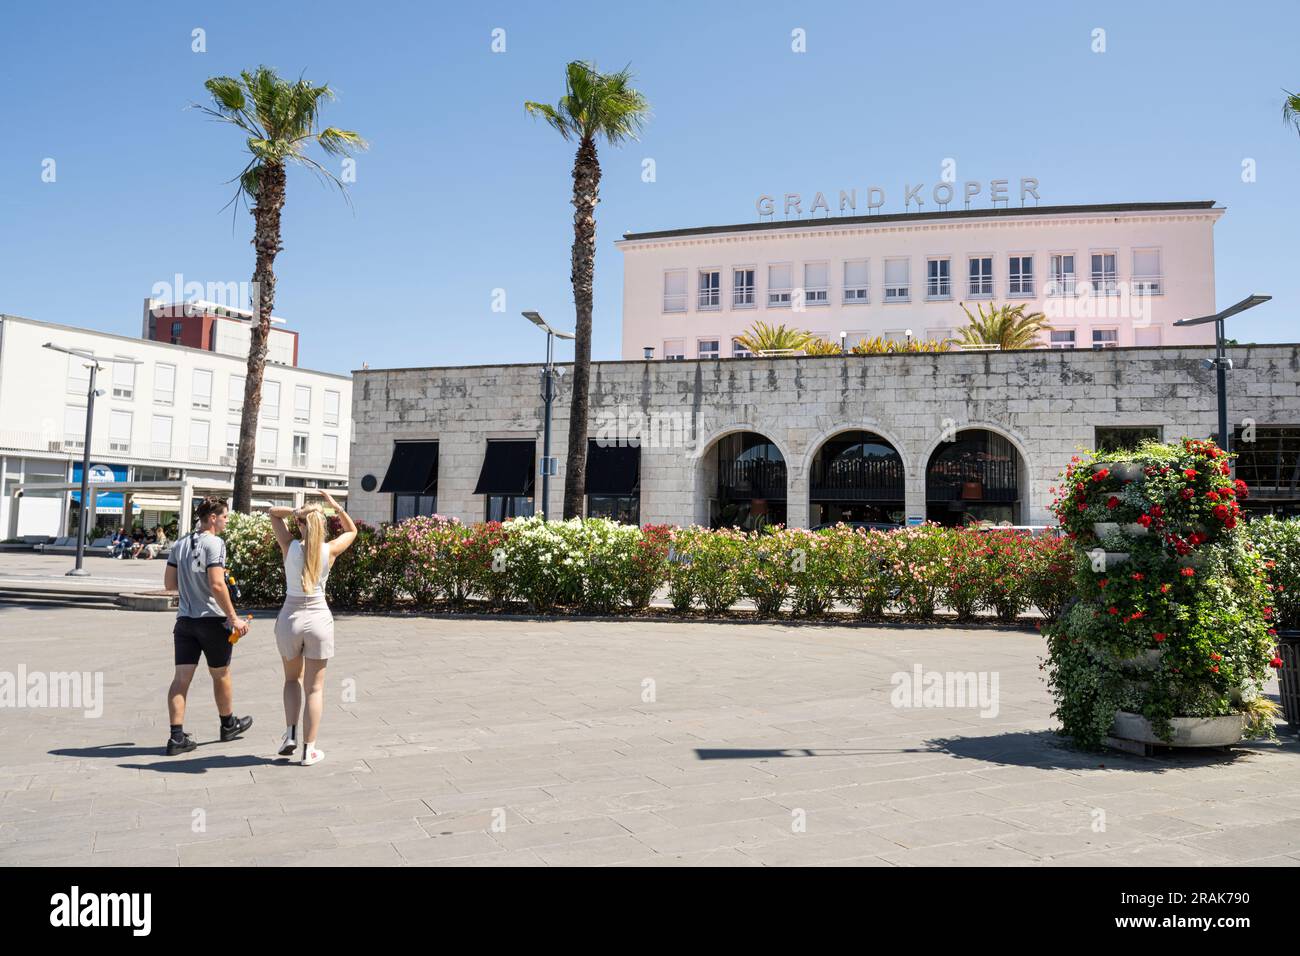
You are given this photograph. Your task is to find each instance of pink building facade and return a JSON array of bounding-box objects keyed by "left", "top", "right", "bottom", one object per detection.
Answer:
[{"left": 617, "top": 201, "right": 1221, "bottom": 360}]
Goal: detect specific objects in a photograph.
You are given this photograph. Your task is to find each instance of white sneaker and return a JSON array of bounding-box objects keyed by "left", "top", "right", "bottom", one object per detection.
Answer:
[
  {"left": 302, "top": 745, "right": 325, "bottom": 766},
  {"left": 278, "top": 728, "right": 296, "bottom": 756}
]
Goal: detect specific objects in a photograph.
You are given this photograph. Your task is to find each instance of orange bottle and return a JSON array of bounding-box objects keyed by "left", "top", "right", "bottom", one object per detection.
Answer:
[{"left": 228, "top": 614, "right": 254, "bottom": 644}]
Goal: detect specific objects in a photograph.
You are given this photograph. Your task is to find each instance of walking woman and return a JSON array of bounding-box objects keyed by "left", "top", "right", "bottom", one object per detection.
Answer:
[{"left": 268, "top": 490, "right": 356, "bottom": 765}]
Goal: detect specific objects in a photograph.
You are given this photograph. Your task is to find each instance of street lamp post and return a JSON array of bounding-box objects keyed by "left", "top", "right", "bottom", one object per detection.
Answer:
[
  {"left": 42, "top": 343, "right": 142, "bottom": 577},
  {"left": 1172, "top": 294, "right": 1271, "bottom": 455},
  {"left": 522, "top": 312, "right": 575, "bottom": 521}
]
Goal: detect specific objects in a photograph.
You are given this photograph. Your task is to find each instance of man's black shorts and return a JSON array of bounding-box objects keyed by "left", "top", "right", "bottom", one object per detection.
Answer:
[{"left": 174, "top": 616, "right": 233, "bottom": 668}]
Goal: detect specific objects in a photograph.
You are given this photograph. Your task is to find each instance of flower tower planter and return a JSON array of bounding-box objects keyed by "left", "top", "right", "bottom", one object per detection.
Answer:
[{"left": 1044, "top": 439, "right": 1281, "bottom": 751}]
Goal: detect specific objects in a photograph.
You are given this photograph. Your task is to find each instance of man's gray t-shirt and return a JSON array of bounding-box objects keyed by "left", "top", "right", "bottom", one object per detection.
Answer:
[{"left": 167, "top": 531, "right": 227, "bottom": 619}]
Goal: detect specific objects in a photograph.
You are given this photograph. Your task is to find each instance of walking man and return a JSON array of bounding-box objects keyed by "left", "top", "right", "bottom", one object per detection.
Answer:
[{"left": 163, "top": 497, "right": 253, "bottom": 755}]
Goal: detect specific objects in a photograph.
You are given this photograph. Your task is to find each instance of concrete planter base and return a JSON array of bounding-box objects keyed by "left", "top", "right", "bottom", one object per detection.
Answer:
[{"left": 1109, "top": 710, "right": 1244, "bottom": 749}]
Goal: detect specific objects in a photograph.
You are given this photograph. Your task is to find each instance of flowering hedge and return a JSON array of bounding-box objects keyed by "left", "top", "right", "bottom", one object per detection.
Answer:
[
  {"left": 222, "top": 513, "right": 1077, "bottom": 622},
  {"left": 1044, "top": 439, "right": 1279, "bottom": 747}
]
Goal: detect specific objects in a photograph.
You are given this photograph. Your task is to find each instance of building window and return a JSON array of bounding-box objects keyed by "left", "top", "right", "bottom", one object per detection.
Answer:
[
  {"left": 663, "top": 270, "right": 687, "bottom": 313},
  {"left": 324, "top": 389, "right": 340, "bottom": 427},
  {"left": 1090, "top": 252, "right": 1118, "bottom": 295},
  {"left": 486, "top": 496, "right": 533, "bottom": 521},
  {"left": 663, "top": 339, "right": 685, "bottom": 361},
  {"left": 321, "top": 435, "right": 339, "bottom": 471},
  {"left": 803, "top": 262, "right": 829, "bottom": 306},
  {"left": 65, "top": 354, "right": 91, "bottom": 395},
  {"left": 225, "top": 425, "right": 240, "bottom": 461},
  {"left": 262, "top": 380, "right": 280, "bottom": 420},
  {"left": 1048, "top": 254, "right": 1076, "bottom": 295},
  {"left": 192, "top": 369, "right": 212, "bottom": 411},
  {"left": 112, "top": 358, "right": 135, "bottom": 399},
  {"left": 229, "top": 375, "right": 245, "bottom": 413},
  {"left": 169, "top": 321, "right": 183, "bottom": 345},
  {"left": 292, "top": 433, "right": 309, "bottom": 468},
  {"left": 151, "top": 415, "right": 172, "bottom": 458},
  {"left": 394, "top": 494, "right": 438, "bottom": 522},
  {"left": 767, "top": 264, "right": 793, "bottom": 307},
  {"left": 189, "top": 420, "right": 210, "bottom": 461},
  {"left": 108, "top": 410, "right": 132, "bottom": 453},
  {"left": 1049, "top": 329, "right": 1076, "bottom": 350},
  {"left": 1132, "top": 249, "right": 1162, "bottom": 294},
  {"left": 926, "top": 258, "right": 951, "bottom": 299},
  {"left": 698, "top": 339, "right": 720, "bottom": 360},
  {"left": 1095, "top": 426, "right": 1161, "bottom": 453},
  {"left": 63, "top": 405, "right": 86, "bottom": 449},
  {"left": 1008, "top": 256, "right": 1034, "bottom": 296},
  {"left": 1092, "top": 328, "right": 1119, "bottom": 349},
  {"left": 1231, "top": 425, "right": 1300, "bottom": 498},
  {"left": 697, "top": 270, "right": 721, "bottom": 310},
  {"left": 732, "top": 338, "right": 753, "bottom": 358},
  {"left": 258, "top": 427, "right": 278, "bottom": 466},
  {"left": 587, "top": 495, "right": 639, "bottom": 523},
  {"left": 968, "top": 256, "right": 993, "bottom": 297},
  {"left": 883, "top": 259, "right": 910, "bottom": 302},
  {"left": 843, "top": 260, "right": 869, "bottom": 303},
  {"left": 732, "top": 268, "right": 756, "bottom": 307},
  {"left": 294, "top": 385, "right": 311, "bottom": 423},
  {"left": 154, "top": 363, "right": 175, "bottom": 405}
]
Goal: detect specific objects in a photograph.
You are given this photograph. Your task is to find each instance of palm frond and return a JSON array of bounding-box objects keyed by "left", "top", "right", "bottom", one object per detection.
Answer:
[
  {"left": 1284, "top": 89, "right": 1300, "bottom": 134},
  {"left": 955, "top": 302, "right": 1050, "bottom": 350},
  {"left": 526, "top": 60, "right": 651, "bottom": 146},
  {"left": 733, "top": 322, "right": 813, "bottom": 354}
]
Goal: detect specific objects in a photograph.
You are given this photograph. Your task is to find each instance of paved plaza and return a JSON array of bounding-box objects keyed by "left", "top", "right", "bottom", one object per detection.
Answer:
[{"left": 1, "top": 599, "right": 1298, "bottom": 867}]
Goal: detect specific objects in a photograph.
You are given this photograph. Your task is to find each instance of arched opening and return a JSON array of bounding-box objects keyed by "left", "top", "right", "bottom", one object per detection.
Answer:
[
  {"left": 925, "top": 429, "right": 1024, "bottom": 526},
  {"left": 706, "top": 431, "right": 787, "bottom": 530},
  {"left": 809, "top": 430, "right": 905, "bottom": 528}
]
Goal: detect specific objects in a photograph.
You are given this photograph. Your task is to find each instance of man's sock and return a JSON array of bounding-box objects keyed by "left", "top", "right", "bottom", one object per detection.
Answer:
[
  {"left": 219, "top": 713, "right": 235, "bottom": 729},
  {"left": 170, "top": 724, "right": 185, "bottom": 742}
]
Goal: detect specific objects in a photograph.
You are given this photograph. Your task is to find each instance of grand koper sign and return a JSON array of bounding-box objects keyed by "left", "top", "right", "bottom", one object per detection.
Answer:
[{"left": 756, "top": 177, "right": 1041, "bottom": 217}]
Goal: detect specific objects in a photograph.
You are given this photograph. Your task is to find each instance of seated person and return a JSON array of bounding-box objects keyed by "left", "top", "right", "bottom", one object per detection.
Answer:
[{"left": 111, "top": 528, "right": 131, "bottom": 558}]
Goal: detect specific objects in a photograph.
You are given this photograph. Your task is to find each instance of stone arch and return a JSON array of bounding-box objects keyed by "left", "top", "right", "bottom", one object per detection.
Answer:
[{"left": 919, "top": 420, "right": 1035, "bottom": 526}]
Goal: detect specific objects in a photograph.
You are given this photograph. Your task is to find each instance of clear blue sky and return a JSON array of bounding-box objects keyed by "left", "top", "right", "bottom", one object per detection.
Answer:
[{"left": 1, "top": 0, "right": 1297, "bottom": 376}]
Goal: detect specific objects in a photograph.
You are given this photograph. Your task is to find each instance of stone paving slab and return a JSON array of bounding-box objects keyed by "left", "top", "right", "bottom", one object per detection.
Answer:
[{"left": 0, "top": 603, "right": 1298, "bottom": 867}]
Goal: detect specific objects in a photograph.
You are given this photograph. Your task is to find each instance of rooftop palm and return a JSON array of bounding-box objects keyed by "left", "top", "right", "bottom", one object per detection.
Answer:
[
  {"left": 954, "top": 302, "right": 1050, "bottom": 351},
  {"left": 526, "top": 62, "right": 650, "bottom": 519},
  {"left": 194, "top": 66, "right": 367, "bottom": 512},
  {"left": 733, "top": 322, "right": 813, "bottom": 355}
]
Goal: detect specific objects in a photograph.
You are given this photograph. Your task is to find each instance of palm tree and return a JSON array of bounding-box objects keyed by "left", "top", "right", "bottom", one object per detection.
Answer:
[
  {"left": 733, "top": 322, "right": 813, "bottom": 355},
  {"left": 526, "top": 62, "right": 650, "bottom": 519},
  {"left": 802, "top": 336, "right": 843, "bottom": 356},
  {"left": 194, "top": 67, "right": 366, "bottom": 512},
  {"left": 1284, "top": 89, "right": 1300, "bottom": 135},
  {"left": 954, "top": 302, "right": 1051, "bottom": 351}
]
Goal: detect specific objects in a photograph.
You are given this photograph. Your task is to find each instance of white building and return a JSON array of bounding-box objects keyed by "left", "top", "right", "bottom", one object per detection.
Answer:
[
  {"left": 616, "top": 201, "right": 1221, "bottom": 360},
  {"left": 0, "top": 313, "right": 351, "bottom": 539}
]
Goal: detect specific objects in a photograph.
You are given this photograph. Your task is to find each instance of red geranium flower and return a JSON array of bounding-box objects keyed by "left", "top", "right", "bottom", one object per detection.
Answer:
[
  {"left": 1137, "top": 514, "right": 1152, "bottom": 527},
  {"left": 1180, "top": 488, "right": 1195, "bottom": 501},
  {"left": 1213, "top": 504, "right": 1230, "bottom": 521},
  {"left": 1184, "top": 468, "right": 1198, "bottom": 479},
  {"left": 1149, "top": 505, "right": 1163, "bottom": 517},
  {"left": 1160, "top": 583, "right": 1171, "bottom": 594},
  {"left": 1107, "top": 606, "right": 1119, "bottom": 615},
  {"left": 1271, "top": 657, "right": 1284, "bottom": 669},
  {"left": 1131, "top": 572, "right": 1144, "bottom": 581},
  {"left": 1181, "top": 567, "right": 1196, "bottom": 577},
  {"left": 1092, "top": 468, "right": 1110, "bottom": 482},
  {"left": 1153, "top": 633, "right": 1166, "bottom": 643},
  {"left": 1106, "top": 496, "right": 1120, "bottom": 510}
]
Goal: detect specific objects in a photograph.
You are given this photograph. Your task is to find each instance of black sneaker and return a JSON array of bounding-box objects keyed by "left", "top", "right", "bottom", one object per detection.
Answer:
[
  {"left": 219, "top": 715, "right": 254, "bottom": 742},
  {"left": 166, "top": 733, "right": 197, "bottom": 756}
]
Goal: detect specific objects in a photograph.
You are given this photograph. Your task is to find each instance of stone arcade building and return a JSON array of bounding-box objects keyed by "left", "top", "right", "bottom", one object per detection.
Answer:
[{"left": 348, "top": 344, "right": 1300, "bottom": 531}]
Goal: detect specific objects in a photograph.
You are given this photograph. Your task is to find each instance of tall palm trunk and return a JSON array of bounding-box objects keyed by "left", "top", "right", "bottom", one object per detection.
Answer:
[
  {"left": 561, "top": 136, "right": 599, "bottom": 519},
  {"left": 232, "top": 162, "right": 286, "bottom": 513}
]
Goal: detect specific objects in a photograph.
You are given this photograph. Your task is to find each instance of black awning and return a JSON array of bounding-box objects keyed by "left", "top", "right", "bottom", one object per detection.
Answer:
[
  {"left": 586, "top": 440, "right": 640, "bottom": 496},
  {"left": 473, "top": 440, "right": 536, "bottom": 495},
  {"left": 378, "top": 441, "right": 439, "bottom": 494}
]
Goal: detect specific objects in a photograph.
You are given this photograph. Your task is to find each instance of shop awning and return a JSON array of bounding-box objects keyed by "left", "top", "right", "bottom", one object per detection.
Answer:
[
  {"left": 379, "top": 441, "right": 439, "bottom": 494},
  {"left": 473, "top": 440, "right": 535, "bottom": 495},
  {"left": 586, "top": 440, "right": 640, "bottom": 496}
]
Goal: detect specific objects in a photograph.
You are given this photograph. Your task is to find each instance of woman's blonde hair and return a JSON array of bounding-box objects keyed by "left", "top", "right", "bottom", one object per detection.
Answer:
[{"left": 299, "top": 505, "right": 327, "bottom": 594}]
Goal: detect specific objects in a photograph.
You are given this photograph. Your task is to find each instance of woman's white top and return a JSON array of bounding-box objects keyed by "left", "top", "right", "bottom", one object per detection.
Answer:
[{"left": 284, "top": 539, "right": 331, "bottom": 597}]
